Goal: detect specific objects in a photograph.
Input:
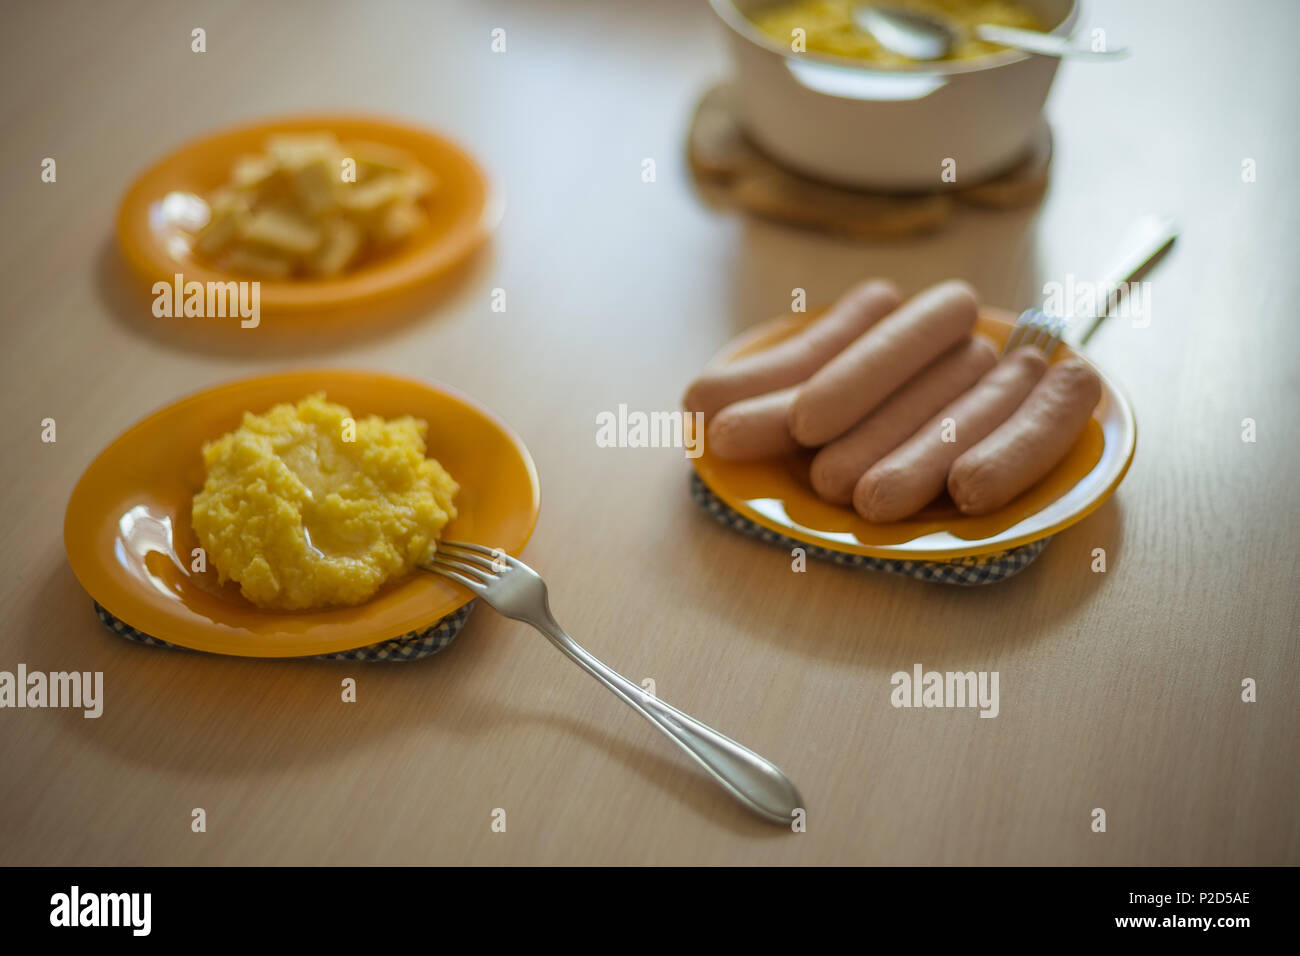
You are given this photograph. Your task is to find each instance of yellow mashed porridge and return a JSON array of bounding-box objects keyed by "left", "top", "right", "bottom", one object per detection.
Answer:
[
  {"left": 192, "top": 394, "right": 458, "bottom": 611},
  {"left": 751, "top": 0, "right": 1046, "bottom": 66}
]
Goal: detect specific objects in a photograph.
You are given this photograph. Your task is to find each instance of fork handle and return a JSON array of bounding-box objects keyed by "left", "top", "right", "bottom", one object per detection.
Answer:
[
  {"left": 1073, "top": 213, "right": 1178, "bottom": 347},
  {"left": 535, "top": 618, "right": 805, "bottom": 826}
]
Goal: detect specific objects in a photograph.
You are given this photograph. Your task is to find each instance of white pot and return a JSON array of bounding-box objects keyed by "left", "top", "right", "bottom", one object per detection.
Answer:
[{"left": 710, "top": 0, "right": 1080, "bottom": 191}]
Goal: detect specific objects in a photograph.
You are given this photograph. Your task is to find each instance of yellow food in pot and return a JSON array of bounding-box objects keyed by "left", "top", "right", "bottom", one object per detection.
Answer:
[
  {"left": 751, "top": 0, "right": 1046, "bottom": 65},
  {"left": 192, "top": 394, "right": 458, "bottom": 610}
]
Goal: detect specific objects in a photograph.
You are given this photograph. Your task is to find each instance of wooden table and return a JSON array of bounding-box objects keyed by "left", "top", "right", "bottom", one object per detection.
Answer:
[{"left": 1, "top": 0, "right": 1296, "bottom": 865}]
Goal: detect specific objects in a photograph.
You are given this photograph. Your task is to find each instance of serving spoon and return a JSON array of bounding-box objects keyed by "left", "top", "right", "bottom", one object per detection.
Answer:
[{"left": 853, "top": 4, "right": 1127, "bottom": 61}]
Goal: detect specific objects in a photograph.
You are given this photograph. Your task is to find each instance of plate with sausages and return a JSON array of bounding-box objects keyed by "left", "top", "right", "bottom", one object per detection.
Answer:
[{"left": 685, "top": 279, "right": 1135, "bottom": 561}]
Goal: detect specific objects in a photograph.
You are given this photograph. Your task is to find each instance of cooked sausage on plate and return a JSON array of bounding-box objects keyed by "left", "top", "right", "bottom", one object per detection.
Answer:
[
  {"left": 684, "top": 278, "right": 900, "bottom": 421},
  {"left": 810, "top": 336, "right": 998, "bottom": 505},
  {"left": 852, "top": 348, "right": 1048, "bottom": 523},
  {"left": 707, "top": 386, "right": 802, "bottom": 461},
  {"left": 948, "top": 359, "right": 1102, "bottom": 516},
  {"left": 789, "top": 279, "right": 979, "bottom": 447}
]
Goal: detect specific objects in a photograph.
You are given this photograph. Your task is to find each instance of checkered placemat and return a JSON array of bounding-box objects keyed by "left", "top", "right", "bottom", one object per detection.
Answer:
[
  {"left": 689, "top": 472, "right": 1048, "bottom": 585},
  {"left": 93, "top": 599, "right": 475, "bottom": 662}
]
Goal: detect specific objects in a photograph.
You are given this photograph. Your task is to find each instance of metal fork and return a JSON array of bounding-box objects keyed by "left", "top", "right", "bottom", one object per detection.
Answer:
[
  {"left": 1002, "top": 307, "right": 1067, "bottom": 356},
  {"left": 1003, "top": 213, "right": 1178, "bottom": 357},
  {"left": 422, "top": 541, "right": 805, "bottom": 826}
]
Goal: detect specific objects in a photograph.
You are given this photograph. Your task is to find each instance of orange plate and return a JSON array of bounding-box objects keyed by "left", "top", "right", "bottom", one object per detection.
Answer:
[
  {"left": 691, "top": 308, "right": 1136, "bottom": 561},
  {"left": 116, "top": 113, "right": 499, "bottom": 313},
  {"left": 64, "top": 370, "right": 539, "bottom": 658}
]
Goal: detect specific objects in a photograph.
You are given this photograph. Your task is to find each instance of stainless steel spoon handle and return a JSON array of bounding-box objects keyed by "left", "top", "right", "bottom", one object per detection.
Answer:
[
  {"left": 975, "top": 24, "right": 1128, "bottom": 59},
  {"left": 536, "top": 616, "right": 804, "bottom": 826}
]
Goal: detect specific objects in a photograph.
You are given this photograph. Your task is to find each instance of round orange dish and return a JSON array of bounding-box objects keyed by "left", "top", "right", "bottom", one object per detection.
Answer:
[
  {"left": 115, "top": 113, "right": 499, "bottom": 314},
  {"left": 691, "top": 308, "right": 1136, "bottom": 561},
  {"left": 64, "top": 370, "right": 539, "bottom": 658}
]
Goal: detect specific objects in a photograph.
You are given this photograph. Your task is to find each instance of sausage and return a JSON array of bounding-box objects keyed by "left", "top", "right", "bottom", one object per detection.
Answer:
[
  {"left": 948, "top": 359, "right": 1102, "bottom": 516},
  {"left": 809, "top": 337, "right": 998, "bottom": 505},
  {"left": 707, "top": 387, "right": 801, "bottom": 461},
  {"left": 684, "top": 279, "right": 901, "bottom": 421},
  {"left": 853, "top": 348, "right": 1048, "bottom": 523},
  {"left": 789, "top": 280, "right": 980, "bottom": 447}
]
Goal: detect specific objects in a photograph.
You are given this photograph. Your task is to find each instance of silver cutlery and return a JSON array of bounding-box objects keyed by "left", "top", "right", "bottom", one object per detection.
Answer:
[
  {"left": 1004, "top": 213, "right": 1178, "bottom": 356},
  {"left": 854, "top": 4, "right": 1128, "bottom": 61},
  {"left": 423, "top": 541, "right": 805, "bottom": 825}
]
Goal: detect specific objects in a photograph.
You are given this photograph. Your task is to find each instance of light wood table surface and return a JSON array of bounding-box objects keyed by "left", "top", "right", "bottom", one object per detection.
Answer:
[{"left": 1, "top": 0, "right": 1296, "bottom": 865}]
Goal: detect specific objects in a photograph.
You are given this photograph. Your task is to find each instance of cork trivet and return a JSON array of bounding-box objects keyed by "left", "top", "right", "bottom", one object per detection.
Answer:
[{"left": 688, "top": 83, "right": 1050, "bottom": 239}]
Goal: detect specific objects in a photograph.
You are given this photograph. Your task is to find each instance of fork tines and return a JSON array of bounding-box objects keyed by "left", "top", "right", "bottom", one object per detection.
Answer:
[
  {"left": 427, "top": 541, "right": 505, "bottom": 591},
  {"left": 1003, "top": 307, "right": 1066, "bottom": 357}
]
